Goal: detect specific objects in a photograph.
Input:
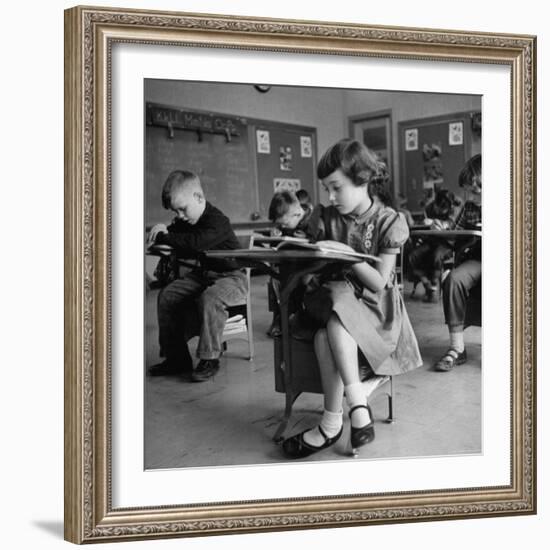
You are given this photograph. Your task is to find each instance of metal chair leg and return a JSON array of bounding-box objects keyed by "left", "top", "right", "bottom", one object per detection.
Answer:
[
  {"left": 386, "top": 376, "right": 395, "bottom": 423},
  {"left": 273, "top": 388, "right": 300, "bottom": 443}
]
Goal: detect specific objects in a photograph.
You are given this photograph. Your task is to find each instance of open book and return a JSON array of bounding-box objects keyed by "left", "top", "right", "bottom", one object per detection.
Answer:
[
  {"left": 272, "top": 240, "right": 380, "bottom": 262},
  {"left": 252, "top": 233, "right": 310, "bottom": 246},
  {"left": 251, "top": 235, "right": 379, "bottom": 262}
]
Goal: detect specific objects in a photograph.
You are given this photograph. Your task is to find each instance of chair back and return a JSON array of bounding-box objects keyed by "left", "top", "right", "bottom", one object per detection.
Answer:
[{"left": 395, "top": 246, "right": 405, "bottom": 294}]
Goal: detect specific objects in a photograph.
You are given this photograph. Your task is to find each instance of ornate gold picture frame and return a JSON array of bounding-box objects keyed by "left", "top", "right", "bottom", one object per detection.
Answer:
[{"left": 64, "top": 5, "right": 536, "bottom": 544}]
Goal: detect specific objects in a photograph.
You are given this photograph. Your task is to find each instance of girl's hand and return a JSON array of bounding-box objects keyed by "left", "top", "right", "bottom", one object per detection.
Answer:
[
  {"left": 147, "top": 223, "right": 168, "bottom": 247},
  {"left": 302, "top": 273, "right": 319, "bottom": 292},
  {"left": 316, "top": 240, "right": 355, "bottom": 253},
  {"left": 431, "top": 219, "right": 446, "bottom": 231},
  {"left": 270, "top": 227, "right": 283, "bottom": 237}
]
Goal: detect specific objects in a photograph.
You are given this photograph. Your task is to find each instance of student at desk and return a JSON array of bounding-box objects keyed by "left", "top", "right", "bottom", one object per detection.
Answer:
[
  {"left": 266, "top": 190, "right": 315, "bottom": 337},
  {"left": 268, "top": 190, "right": 314, "bottom": 238},
  {"left": 296, "top": 188, "right": 315, "bottom": 218},
  {"left": 282, "top": 139, "right": 422, "bottom": 459},
  {"left": 147, "top": 170, "right": 248, "bottom": 382},
  {"left": 434, "top": 154, "right": 482, "bottom": 372},
  {"left": 408, "top": 188, "right": 459, "bottom": 302}
]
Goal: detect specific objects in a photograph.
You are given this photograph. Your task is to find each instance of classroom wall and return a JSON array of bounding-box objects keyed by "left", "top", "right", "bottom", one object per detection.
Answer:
[
  {"left": 343, "top": 90, "right": 482, "bottom": 195},
  {"left": 145, "top": 79, "right": 346, "bottom": 192},
  {"left": 146, "top": 82, "right": 482, "bottom": 208}
]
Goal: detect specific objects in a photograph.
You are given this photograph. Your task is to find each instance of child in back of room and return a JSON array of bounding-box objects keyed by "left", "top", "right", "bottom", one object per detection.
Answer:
[
  {"left": 265, "top": 190, "right": 315, "bottom": 337},
  {"left": 281, "top": 139, "right": 422, "bottom": 459},
  {"left": 296, "top": 188, "right": 315, "bottom": 218},
  {"left": 434, "top": 154, "right": 482, "bottom": 372},
  {"left": 408, "top": 188, "right": 458, "bottom": 302},
  {"left": 268, "top": 190, "right": 313, "bottom": 239}
]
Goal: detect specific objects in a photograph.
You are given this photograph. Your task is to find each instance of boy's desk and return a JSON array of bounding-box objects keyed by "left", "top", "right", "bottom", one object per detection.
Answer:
[
  {"left": 205, "top": 248, "right": 369, "bottom": 441},
  {"left": 409, "top": 228, "right": 482, "bottom": 255},
  {"left": 410, "top": 229, "right": 482, "bottom": 239}
]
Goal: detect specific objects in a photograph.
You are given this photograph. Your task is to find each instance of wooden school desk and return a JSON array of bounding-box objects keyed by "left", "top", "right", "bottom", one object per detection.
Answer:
[
  {"left": 409, "top": 228, "right": 482, "bottom": 269},
  {"left": 409, "top": 229, "right": 482, "bottom": 240},
  {"left": 205, "top": 247, "right": 373, "bottom": 441}
]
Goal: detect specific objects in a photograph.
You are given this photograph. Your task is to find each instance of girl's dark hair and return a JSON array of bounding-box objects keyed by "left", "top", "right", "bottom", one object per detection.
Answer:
[
  {"left": 368, "top": 163, "right": 394, "bottom": 207},
  {"left": 268, "top": 191, "right": 299, "bottom": 222},
  {"left": 458, "top": 154, "right": 482, "bottom": 187},
  {"left": 317, "top": 139, "right": 387, "bottom": 187}
]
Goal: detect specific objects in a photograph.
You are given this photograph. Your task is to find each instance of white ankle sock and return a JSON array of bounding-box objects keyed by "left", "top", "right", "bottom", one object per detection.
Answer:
[
  {"left": 345, "top": 382, "right": 371, "bottom": 427},
  {"left": 450, "top": 332, "right": 465, "bottom": 353},
  {"left": 303, "top": 409, "right": 343, "bottom": 447}
]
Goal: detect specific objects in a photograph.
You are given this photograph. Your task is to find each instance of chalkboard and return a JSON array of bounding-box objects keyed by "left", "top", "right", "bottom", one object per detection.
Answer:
[{"left": 145, "top": 105, "right": 256, "bottom": 226}]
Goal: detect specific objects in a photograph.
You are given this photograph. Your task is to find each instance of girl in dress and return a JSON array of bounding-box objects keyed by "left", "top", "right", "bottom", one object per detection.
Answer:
[{"left": 282, "top": 139, "right": 422, "bottom": 459}]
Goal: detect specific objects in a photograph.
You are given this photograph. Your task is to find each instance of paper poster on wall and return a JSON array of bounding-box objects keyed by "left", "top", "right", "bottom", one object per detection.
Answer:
[
  {"left": 405, "top": 128, "right": 418, "bottom": 151},
  {"left": 422, "top": 143, "right": 443, "bottom": 189},
  {"left": 256, "top": 130, "right": 271, "bottom": 154},
  {"left": 273, "top": 178, "right": 301, "bottom": 193},
  {"left": 279, "top": 146, "right": 293, "bottom": 171},
  {"left": 300, "top": 136, "right": 312, "bottom": 157},
  {"left": 449, "top": 121, "right": 463, "bottom": 145}
]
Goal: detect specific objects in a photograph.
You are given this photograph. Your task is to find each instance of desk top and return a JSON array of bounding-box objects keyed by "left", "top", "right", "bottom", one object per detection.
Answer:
[
  {"left": 146, "top": 244, "right": 173, "bottom": 256},
  {"left": 410, "top": 229, "right": 482, "bottom": 238},
  {"left": 205, "top": 248, "right": 366, "bottom": 265}
]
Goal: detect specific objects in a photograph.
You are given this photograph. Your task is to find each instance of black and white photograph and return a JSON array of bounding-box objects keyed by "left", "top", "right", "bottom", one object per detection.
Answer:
[
  {"left": 143, "top": 79, "right": 482, "bottom": 470},
  {"left": 57, "top": 2, "right": 539, "bottom": 546}
]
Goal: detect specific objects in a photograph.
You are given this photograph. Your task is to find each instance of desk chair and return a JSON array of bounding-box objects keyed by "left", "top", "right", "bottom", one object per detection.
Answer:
[
  {"left": 273, "top": 337, "right": 395, "bottom": 442},
  {"left": 221, "top": 234, "right": 255, "bottom": 360},
  {"left": 272, "top": 254, "right": 402, "bottom": 443},
  {"left": 395, "top": 246, "right": 405, "bottom": 294}
]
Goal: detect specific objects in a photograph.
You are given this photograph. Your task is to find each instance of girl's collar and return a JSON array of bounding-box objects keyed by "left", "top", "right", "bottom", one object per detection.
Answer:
[{"left": 346, "top": 198, "right": 380, "bottom": 222}]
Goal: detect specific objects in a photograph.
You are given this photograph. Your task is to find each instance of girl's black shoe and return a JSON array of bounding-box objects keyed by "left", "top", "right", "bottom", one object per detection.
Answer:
[
  {"left": 282, "top": 425, "right": 343, "bottom": 459},
  {"left": 349, "top": 404, "right": 375, "bottom": 456}
]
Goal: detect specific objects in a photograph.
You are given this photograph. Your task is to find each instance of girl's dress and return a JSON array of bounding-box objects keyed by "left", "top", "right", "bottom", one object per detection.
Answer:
[{"left": 306, "top": 202, "right": 423, "bottom": 376}]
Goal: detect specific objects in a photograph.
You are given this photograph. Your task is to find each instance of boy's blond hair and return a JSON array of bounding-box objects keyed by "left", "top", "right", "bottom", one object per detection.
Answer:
[{"left": 161, "top": 170, "right": 204, "bottom": 209}]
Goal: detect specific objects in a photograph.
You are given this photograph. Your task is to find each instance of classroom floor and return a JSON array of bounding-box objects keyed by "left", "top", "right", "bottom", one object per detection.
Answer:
[{"left": 144, "top": 275, "right": 481, "bottom": 470}]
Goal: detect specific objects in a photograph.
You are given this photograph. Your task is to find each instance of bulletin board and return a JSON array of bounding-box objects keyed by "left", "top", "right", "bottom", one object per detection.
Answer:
[
  {"left": 399, "top": 111, "right": 480, "bottom": 213},
  {"left": 254, "top": 122, "right": 317, "bottom": 220}
]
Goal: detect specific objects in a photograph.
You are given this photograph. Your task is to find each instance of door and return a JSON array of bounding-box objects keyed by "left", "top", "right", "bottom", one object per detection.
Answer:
[{"left": 349, "top": 111, "right": 393, "bottom": 178}]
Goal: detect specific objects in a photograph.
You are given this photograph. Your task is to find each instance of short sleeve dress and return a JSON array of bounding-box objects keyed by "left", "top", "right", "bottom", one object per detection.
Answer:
[{"left": 306, "top": 202, "right": 423, "bottom": 376}]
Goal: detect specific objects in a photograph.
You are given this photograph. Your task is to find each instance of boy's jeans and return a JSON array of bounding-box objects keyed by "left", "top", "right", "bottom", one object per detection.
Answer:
[
  {"left": 157, "top": 269, "right": 248, "bottom": 362},
  {"left": 443, "top": 259, "right": 481, "bottom": 326}
]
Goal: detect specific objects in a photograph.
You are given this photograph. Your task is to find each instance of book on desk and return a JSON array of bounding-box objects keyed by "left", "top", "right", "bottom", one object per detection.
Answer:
[{"left": 252, "top": 234, "right": 381, "bottom": 263}]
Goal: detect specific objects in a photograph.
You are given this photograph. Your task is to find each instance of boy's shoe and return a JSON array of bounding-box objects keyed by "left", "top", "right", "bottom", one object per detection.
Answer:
[
  {"left": 147, "top": 359, "right": 192, "bottom": 377},
  {"left": 434, "top": 348, "right": 468, "bottom": 372},
  {"left": 423, "top": 285, "right": 439, "bottom": 303},
  {"left": 266, "top": 322, "right": 282, "bottom": 338},
  {"left": 191, "top": 359, "right": 220, "bottom": 382}
]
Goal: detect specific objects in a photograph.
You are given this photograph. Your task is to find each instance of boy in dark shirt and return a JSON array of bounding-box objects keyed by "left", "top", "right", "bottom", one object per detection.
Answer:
[
  {"left": 268, "top": 190, "right": 313, "bottom": 238},
  {"left": 265, "top": 191, "right": 315, "bottom": 336},
  {"left": 296, "top": 188, "right": 314, "bottom": 218},
  {"left": 147, "top": 170, "right": 247, "bottom": 382}
]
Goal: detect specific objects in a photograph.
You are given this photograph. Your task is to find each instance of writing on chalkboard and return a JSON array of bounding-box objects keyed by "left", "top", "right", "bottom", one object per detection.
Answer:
[{"left": 147, "top": 103, "right": 242, "bottom": 142}]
